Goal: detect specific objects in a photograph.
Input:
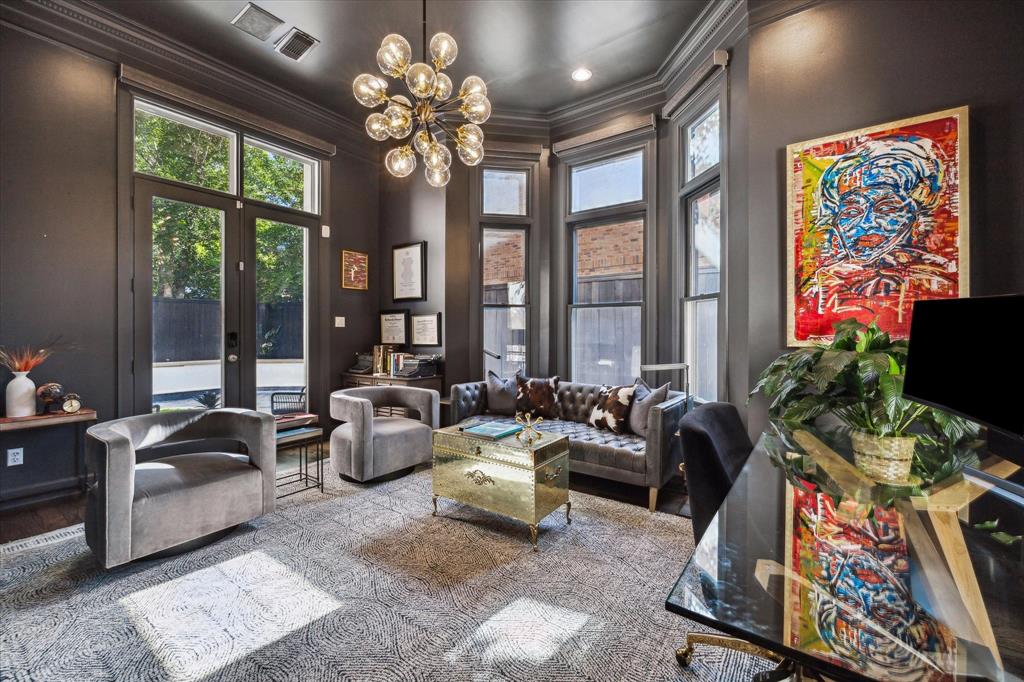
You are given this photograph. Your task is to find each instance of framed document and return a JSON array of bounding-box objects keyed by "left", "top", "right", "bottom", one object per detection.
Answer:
[
  {"left": 411, "top": 312, "right": 442, "bottom": 347},
  {"left": 392, "top": 241, "right": 427, "bottom": 302},
  {"left": 341, "top": 250, "right": 368, "bottom": 290},
  {"left": 380, "top": 310, "right": 409, "bottom": 344}
]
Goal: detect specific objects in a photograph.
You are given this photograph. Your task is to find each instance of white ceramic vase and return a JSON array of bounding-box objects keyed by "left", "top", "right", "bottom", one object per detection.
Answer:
[{"left": 5, "top": 371, "right": 36, "bottom": 417}]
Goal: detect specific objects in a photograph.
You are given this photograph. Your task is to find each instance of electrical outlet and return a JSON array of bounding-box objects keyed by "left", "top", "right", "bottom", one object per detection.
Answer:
[
  {"left": 6, "top": 447, "right": 24, "bottom": 467},
  {"left": 335, "top": 316, "right": 346, "bottom": 328}
]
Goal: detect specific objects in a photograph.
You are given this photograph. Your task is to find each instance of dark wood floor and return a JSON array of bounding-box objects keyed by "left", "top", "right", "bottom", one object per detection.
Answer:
[{"left": 0, "top": 452, "right": 689, "bottom": 544}]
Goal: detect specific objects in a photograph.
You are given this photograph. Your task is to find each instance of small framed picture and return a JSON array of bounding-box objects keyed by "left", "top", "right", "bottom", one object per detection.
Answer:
[
  {"left": 393, "top": 241, "right": 427, "bottom": 302},
  {"left": 411, "top": 312, "right": 442, "bottom": 347},
  {"left": 380, "top": 310, "right": 409, "bottom": 344},
  {"left": 341, "top": 250, "right": 368, "bottom": 290}
]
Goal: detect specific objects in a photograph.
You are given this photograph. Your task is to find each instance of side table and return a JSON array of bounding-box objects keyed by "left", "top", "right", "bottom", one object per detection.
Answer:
[{"left": 275, "top": 426, "right": 324, "bottom": 498}]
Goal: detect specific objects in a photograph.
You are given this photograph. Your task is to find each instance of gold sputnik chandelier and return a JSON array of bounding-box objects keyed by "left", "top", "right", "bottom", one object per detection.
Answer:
[{"left": 352, "top": 0, "right": 489, "bottom": 187}]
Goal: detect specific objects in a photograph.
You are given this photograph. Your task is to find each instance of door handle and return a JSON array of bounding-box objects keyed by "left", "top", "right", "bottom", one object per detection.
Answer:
[{"left": 227, "top": 353, "right": 239, "bottom": 363}]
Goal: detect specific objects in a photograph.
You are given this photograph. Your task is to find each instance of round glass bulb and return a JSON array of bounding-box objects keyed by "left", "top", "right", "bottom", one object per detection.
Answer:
[
  {"left": 457, "top": 144, "right": 483, "bottom": 166},
  {"left": 384, "top": 104, "right": 412, "bottom": 138},
  {"left": 434, "top": 72, "right": 453, "bottom": 100},
  {"left": 353, "top": 73, "right": 388, "bottom": 108},
  {"left": 425, "top": 166, "right": 450, "bottom": 188},
  {"left": 460, "top": 93, "right": 491, "bottom": 124},
  {"left": 429, "top": 32, "right": 458, "bottom": 69},
  {"left": 405, "top": 62, "right": 437, "bottom": 100},
  {"left": 385, "top": 146, "right": 416, "bottom": 178},
  {"left": 377, "top": 34, "right": 411, "bottom": 77},
  {"left": 457, "top": 123, "right": 484, "bottom": 149},
  {"left": 365, "top": 112, "right": 389, "bottom": 141},
  {"left": 423, "top": 142, "right": 452, "bottom": 172},
  {"left": 459, "top": 75, "right": 487, "bottom": 98},
  {"left": 413, "top": 129, "right": 432, "bottom": 155}
]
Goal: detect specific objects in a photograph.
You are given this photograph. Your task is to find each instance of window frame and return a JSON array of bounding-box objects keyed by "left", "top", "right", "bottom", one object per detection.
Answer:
[
  {"left": 555, "top": 128, "right": 656, "bottom": 386},
  {"left": 243, "top": 136, "right": 321, "bottom": 214},
  {"left": 568, "top": 147, "right": 646, "bottom": 215},
  {"left": 672, "top": 72, "right": 727, "bottom": 403},
  {"left": 481, "top": 224, "right": 530, "bottom": 378},
  {"left": 480, "top": 167, "right": 531, "bottom": 218}
]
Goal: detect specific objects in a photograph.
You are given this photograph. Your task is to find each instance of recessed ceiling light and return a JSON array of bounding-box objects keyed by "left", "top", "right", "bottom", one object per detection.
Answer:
[{"left": 571, "top": 68, "right": 592, "bottom": 82}]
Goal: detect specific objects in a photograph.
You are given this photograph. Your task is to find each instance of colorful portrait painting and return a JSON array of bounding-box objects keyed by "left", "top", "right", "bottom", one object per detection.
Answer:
[
  {"left": 786, "top": 107, "right": 969, "bottom": 346},
  {"left": 787, "top": 486, "right": 956, "bottom": 681}
]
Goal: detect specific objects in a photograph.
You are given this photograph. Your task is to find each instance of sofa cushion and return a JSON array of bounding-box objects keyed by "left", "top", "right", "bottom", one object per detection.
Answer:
[
  {"left": 515, "top": 374, "right": 560, "bottom": 419},
  {"left": 629, "top": 380, "right": 670, "bottom": 437},
  {"left": 457, "top": 416, "right": 647, "bottom": 474},
  {"left": 131, "top": 452, "right": 262, "bottom": 559},
  {"left": 587, "top": 383, "right": 638, "bottom": 434},
  {"left": 486, "top": 370, "right": 517, "bottom": 416}
]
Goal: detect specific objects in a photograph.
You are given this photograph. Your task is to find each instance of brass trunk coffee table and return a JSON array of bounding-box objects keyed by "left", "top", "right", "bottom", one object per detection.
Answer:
[{"left": 431, "top": 424, "right": 571, "bottom": 550}]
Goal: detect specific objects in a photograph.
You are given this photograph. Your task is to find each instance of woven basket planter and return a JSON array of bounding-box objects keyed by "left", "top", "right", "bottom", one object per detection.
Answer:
[{"left": 851, "top": 431, "right": 917, "bottom": 485}]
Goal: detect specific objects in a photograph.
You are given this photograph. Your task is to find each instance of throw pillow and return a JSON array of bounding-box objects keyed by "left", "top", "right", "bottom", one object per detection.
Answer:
[
  {"left": 588, "top": 383, "right": 639, "bottom": 434},
  {"left": 628, "top": 380, "right": 670, "bottom": 437},
  {"left": 485, "top": 370, "right": 517, "bottom": 416},
  {"left": 515, "top": 374, "right": 560, "bottom": 419}
]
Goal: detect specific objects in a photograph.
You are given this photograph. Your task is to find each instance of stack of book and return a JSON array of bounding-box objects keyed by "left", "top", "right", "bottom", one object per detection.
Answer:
[{"left": 274, "top": 412, "right": 317, "bottom": 432}]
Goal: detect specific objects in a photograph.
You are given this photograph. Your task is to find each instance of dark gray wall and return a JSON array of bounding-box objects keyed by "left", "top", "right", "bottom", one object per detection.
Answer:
[
  {"left": 0, "top": 26, "right": 118, "bottom": 418},
  {"left": 0, "top": 25, "right": 381, "bottom": 424},
  {"left": 743, "top": 0, "right": 1024, "bottom": 432},
  {"left": 378, "top": 171, "right": 447, "bottom": 359}
]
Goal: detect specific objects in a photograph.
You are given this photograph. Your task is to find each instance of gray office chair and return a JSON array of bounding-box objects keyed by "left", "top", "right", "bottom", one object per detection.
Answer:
[
  {"left": 85, "top": 408, "right": 276, "bottom": 569},
  {"left": 329, "top": 386, "right": 439, "bottom": 482}
]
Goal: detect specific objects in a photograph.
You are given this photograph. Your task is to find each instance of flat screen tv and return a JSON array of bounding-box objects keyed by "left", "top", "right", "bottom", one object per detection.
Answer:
[{"left": 903, "top": 294, "right": 1024, "bottom": 440}]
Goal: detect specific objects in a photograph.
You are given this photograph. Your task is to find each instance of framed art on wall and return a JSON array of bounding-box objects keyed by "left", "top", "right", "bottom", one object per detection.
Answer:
[
  {"left": 393, "top": 241, "right": 427, "bottom": 302},
  {"left": 786, "top": 106, "right": 969, "bottom": 346},
  {"left": 380, "top": 310, "right": 409, "bottom": 345},
  {"left": 411, "top": 312, "right": 442, "bottom": 347},
  {"left": 341, "top": 249, "right": 368, "bottom": 290}
]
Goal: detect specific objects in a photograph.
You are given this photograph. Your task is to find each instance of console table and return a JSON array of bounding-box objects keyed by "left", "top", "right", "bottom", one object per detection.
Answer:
[
  {"left": 0, "top": 409, "right": 97, "bottom": 510},
  {"left": 340, "top": 373, "right": 444, "bottom": 418}
]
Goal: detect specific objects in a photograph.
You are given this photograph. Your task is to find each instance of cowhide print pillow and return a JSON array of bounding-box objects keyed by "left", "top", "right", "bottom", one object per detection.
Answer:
[
  {"left": 514, "top": 374, "right": 560, "bottom": 419},
  {"left": 587, "top": 383, "right": 638, "bottom": 434}
]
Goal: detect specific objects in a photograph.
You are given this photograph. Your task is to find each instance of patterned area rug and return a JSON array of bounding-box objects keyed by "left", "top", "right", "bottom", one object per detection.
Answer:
[{"left": 0, "top": 468, "right": 768, "bottom": 681}]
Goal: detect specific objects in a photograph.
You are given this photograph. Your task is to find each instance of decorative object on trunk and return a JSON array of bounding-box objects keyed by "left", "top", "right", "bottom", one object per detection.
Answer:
[
  {"left": 786, "top": 107, "right": 969, "bottom": 346},
  {"left": 352, "top": 0, "right": 489, "bottom": 187},
  {"left": 514, "top": 412, "right": 543, "bottom": 446},
  {"left": 341, "top": 249, "right": 369, "bottom": 290},
  {"left": 1, "top": 342, "right": 58, "bottom": 418},
  {"left": 751, "top": 318, "right": 981, "bottom": 487}
]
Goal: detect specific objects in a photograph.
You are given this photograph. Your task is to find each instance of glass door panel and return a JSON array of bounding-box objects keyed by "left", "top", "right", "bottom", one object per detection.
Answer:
[
  {"left": 150, "top": 197, "right": 226, "bottom": 412},
  {"left": 254, "top": 218, "right": 308, "bottom": 414}
]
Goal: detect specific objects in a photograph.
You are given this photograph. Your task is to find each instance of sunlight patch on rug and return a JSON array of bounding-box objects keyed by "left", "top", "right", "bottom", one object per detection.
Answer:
[
  {"left": 120, "top": 550, "right": 338, "bottom": 680},
  {"left": 448, "top": 597, "right": 591, "bottom": 664}
]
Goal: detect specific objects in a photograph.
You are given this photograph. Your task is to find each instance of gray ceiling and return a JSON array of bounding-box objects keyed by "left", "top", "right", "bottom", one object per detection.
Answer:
[{"left": 96, "top": 0, "right": 709, "bottom": 123}]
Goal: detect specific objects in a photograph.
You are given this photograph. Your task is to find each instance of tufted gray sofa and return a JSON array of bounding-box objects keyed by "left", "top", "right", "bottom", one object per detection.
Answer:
[{"left": 450, "top": 381, "right": 688, "bottom": 512}]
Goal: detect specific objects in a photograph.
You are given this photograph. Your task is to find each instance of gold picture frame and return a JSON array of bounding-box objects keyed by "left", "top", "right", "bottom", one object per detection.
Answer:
[
  {"left": 341, "top": 249, "right": 369, "bottom": 290},
  {"left": 785, "top": 106, "right": 969, "bottom": 346}
]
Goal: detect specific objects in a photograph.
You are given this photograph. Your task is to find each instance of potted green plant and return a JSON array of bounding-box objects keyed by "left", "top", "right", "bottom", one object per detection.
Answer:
[{"left": 751, "top": 318, "right": 978, "bottom": 485}]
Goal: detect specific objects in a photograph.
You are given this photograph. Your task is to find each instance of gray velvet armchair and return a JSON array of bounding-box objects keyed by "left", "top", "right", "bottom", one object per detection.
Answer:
[
  {"left": 84, "top": 408, "right": 276, "bottom": 569},
  {"left": 329, "top": 386, "right": 439, "bottom": 482}
]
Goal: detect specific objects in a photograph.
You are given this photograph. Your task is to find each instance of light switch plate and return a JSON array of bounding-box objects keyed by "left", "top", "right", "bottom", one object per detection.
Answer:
[
  {"left": 7, "top": 447, "right": 24, "bottom": 466},
  {"left": 334, "top": 316, "right": 345, "bottom": 328},
  {"left": 321, "top": 224, "right": 330, "bottom": 238}
]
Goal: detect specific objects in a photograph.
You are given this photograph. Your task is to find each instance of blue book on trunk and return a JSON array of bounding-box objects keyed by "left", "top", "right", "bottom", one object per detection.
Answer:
[{"left": 461, "top": 422, "right": 524, "bottom": 440}]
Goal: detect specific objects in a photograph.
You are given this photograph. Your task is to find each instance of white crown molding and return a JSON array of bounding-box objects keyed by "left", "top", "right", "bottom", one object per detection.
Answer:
[{"left": 3, "top": 0, "right": 375, "bottom": 160}]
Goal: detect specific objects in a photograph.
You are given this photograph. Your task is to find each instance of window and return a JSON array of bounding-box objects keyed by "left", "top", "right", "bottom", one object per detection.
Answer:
[
  {"left": 482, "top": 228, "right": 527, "bottom": 377},
  {"left": 679, "top": 98, "right": 723, "bottom": 401},
  {"left": 570, "top": 217, "right": 644, "bottom": 386},
  {"left": 134, "top": 100, "right": 237, "bottom": 193},
  {"left": 482, "top": 169, "right": 528, "bottom": 215},
  {"left": 570, "top": 149, "right": 643, "bottom": 213},
  {"left": 244, "top": 138, "right": 319, "bottom": 213}
]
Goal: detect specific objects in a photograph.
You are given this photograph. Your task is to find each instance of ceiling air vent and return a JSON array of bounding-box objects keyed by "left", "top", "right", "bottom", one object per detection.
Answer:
[
  {"left": 230, "top": 3, "right": 284, "bottom": 42},
  {"left": 275, "top": 28, "right": 319, "bottom": 62}
]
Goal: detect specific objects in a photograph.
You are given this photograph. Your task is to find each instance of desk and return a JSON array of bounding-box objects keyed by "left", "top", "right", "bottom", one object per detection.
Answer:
[{"left": 665, "top": 421, "right": 1023, "bottom": 681}]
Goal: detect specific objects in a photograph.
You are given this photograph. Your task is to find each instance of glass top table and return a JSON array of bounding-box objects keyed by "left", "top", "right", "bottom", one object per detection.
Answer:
[{"left": 666, "top": 421, "right": 1024, "bottom": 682}]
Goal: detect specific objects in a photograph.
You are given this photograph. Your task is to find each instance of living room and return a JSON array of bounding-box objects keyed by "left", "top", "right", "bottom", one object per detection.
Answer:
[{"left": 1, "top": 0, "right": 1022, "bottom": 680}]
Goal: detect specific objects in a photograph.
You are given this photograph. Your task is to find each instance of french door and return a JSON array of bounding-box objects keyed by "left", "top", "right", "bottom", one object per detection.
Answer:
[{"left": 133, "top": 178, "right": 317, "bottom": 414}]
